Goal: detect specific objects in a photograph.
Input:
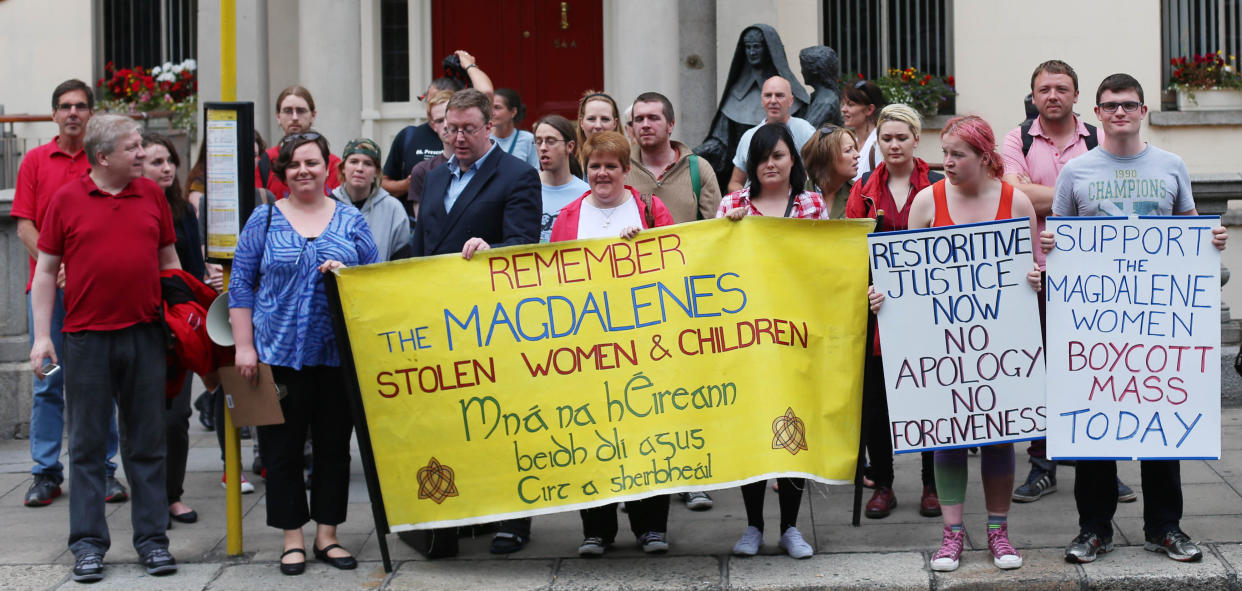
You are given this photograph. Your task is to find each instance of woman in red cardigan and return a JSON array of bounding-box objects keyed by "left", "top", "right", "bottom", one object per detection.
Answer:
[
  {"left": 845, "top": 103, "right": 945, "bottom": 523},
  {"left": 549, "top": 131, "right": 674, "bottom": 557},
  {"left": 549, "top": 131, "right": 673, "bottom": 243}
]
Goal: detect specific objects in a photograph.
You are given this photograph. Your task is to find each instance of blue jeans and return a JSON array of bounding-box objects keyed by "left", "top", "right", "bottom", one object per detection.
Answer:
[{"left": 28, "top": 291, "right": 119, "bottom": 482}]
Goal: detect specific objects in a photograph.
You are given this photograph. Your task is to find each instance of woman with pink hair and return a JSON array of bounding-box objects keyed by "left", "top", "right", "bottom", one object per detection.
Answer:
[{"left": 868, "top": 114, "right": 1038, "bottom": 572}]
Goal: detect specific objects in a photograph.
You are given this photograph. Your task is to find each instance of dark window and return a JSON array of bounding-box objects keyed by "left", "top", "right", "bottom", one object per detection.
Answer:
[
  {"left": 102, "top": 0, "right": 197, "bottom": 68},
  {"left": 824, "top": 0, "right": 952, "bottom": 79},
  {"left": 381, "top": 0, "right": 411, "bottom": 102}
]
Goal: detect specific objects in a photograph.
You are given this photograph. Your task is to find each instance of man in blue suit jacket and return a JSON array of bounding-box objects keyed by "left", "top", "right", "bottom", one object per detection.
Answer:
[
  {"left": 404, "top": 88, "right": 540, "bottom": 559},
  {"left": 411, "top": 88, "right": 541, "bottom": 258}
]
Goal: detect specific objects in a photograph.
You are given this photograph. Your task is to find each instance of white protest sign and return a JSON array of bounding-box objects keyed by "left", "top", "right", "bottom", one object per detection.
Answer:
[
  {"left": 1045, "top": 216, "right": 1221, "bottom": 460},
  {"left": 869, "top": 218, "right": 1045, "bottom": 453}
]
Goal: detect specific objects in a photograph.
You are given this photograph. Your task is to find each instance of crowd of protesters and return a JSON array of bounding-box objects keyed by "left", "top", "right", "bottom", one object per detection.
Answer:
[{"left": 14, "top": 46, "right": 1228, "bottom": 583}]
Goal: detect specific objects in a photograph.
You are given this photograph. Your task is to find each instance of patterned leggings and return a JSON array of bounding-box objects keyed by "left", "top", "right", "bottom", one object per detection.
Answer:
[{"left": 933, "top": 443, "right": 1014, "bottom": 514}]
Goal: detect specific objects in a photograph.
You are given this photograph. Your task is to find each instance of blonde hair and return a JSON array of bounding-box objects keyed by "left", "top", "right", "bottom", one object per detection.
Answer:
[{"left": 877, "top": 103, "right": 923, "bottom": 138}]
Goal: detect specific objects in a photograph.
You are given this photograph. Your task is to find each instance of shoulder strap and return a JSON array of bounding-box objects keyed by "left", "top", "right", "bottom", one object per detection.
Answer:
[
  {"left": 258, "top": 150, "right": 271, "bottom": 187},
  {"left": 688, "top": 154, "right": 702, "bottom": 217},
  {"left": 1083, "top": 123, "right": 1099, "bottom": 151},
  {"left": 1020, "top": 119, "right": 1035, "bottom": 157},
  {"left": 639, "top": 193, "right": 656, "bottom": 228},
  {"left": 783, "top": 190, "right": 798, "bottom": 218},
  {"left": 927, "top": 170, "right": 945, "bottom": 183},
  {"left": 859, "top": 171, "right": 872, "bottom": 188},
  {"left": 998, "top": 181, "right": 1015, "bottom": 219}
]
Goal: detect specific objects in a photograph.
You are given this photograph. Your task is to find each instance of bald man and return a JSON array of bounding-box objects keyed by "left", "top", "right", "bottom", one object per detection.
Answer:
[{"left": 727, "top": 76, "right": 818, "bottom": 192}]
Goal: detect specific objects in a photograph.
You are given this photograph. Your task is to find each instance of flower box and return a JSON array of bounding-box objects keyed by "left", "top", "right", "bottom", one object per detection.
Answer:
[{"left": 1176, "top": 88, "right": 1242, "bottom": 111}]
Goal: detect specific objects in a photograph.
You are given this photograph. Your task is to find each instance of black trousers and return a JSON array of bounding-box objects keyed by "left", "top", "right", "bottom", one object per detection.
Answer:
[
  {"left": 164, "top": 374, "right": 193, "bottom": 503},
  {"left": 258, "top": 365, "right": 354, "bottom": 529},
  {"left": 580, "top": 495, "right": 670, "bottom": 543},
  {"left": 64, "top": 323, "right": 169, "bottom": 557},
  {"left": 1075, "top": 459, "right": 1183, "bottom": 540},
  {"left": 863, "top": 353, "right": 935, "bottom": 488}
]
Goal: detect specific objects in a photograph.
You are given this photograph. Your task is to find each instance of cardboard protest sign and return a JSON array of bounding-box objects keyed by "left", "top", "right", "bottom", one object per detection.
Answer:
[
  {"left": 331, "top": 217, "right": 874, "bottom": 531},
  {"left": 1045, "top": 216, "right": 1221, "bottom": 460},
  {"left": 869, "top": 218, "right": 1046, "bottom": 453}
]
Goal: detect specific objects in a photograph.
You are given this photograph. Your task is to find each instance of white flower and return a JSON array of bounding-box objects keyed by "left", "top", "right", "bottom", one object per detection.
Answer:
[
  {"left": 172, "top": 65, "right": 183, "bottom": 75},
  {"left": 152, "top": 66, "right": 162, "bottom": 76},
  {"left": 182, "top": 59, "right": 197, "bottom": 71}
]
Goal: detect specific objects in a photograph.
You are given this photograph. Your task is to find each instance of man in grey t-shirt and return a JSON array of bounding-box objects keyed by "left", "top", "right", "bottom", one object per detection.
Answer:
[{"left": 1046, "top": 73, "right": 1227, "bottom": 566}]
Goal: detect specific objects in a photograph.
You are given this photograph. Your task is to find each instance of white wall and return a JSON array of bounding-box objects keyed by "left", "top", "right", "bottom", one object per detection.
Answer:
[
  {"left": 943, "top": 0, "right": 1239, "bottom": 174},
  {"left": 603, "top": 0, "right": 681, "bottom": 136},
  {"left": 0, "top": 0, "right": 94, "bottom": 142}
]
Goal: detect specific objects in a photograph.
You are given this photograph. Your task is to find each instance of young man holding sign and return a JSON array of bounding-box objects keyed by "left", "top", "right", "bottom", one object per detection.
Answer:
[
  {"left": 1044, "top": 74, "right": 1227, "bottom": 564},
  {"left": 1000, "top": 61, "right": 1141, "bottom": 506}
]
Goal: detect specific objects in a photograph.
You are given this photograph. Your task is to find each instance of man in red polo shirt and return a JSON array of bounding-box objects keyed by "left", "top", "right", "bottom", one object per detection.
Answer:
[
  {"left": 12, "top": 79, "right": 125, "bottom": 508},
  {"left": 30, "top": 113, "right": 181, "bottom": 583}
]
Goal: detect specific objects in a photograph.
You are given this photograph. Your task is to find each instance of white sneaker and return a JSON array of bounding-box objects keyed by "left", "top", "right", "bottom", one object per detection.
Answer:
[
  {"left": 221, "top": 473, "right": 256, "bottom": 494},
  {"left": 733, "top": 526, "right": 763, "bottom": 556},
  {"left": 779, "top": 526, "right": 813, "bottom": 559}
]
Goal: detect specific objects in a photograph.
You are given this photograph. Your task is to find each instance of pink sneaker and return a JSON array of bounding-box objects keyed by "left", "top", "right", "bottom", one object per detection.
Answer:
[
  {"left": 988, "top": 522, "right": 1023, "bottom": 569},
  {"left": 931, "top": 526, "right": 965, "bottom": 571}
]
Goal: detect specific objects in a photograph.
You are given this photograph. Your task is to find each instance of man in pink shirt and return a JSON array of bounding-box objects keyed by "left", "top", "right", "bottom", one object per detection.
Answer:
[
  {"left": 999, "top": 60, "right": 1133, "bottom": 506},
  {"left": 12, "top": 79, "right": 124, "bottom": 508}
]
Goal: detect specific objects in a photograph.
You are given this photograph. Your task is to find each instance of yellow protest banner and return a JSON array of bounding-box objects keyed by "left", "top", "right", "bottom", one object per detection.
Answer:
[{"left": 333, "top": 216, "right": 874, "bottom": 531}]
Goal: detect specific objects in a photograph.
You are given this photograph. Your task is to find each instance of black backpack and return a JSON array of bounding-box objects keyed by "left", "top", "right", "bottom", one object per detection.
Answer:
[{"left": 1020, "top": 119, "right": 1098, "bottom": 157}]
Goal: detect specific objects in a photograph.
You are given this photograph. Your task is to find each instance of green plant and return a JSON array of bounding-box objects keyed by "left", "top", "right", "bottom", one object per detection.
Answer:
[{"left": 873, "top": 68, "right": 956, "bottom": 118}]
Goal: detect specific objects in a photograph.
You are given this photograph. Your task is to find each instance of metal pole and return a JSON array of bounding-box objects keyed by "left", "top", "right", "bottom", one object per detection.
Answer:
[{"left": 220, "top": 0, "right": 244, "bottom": 558}]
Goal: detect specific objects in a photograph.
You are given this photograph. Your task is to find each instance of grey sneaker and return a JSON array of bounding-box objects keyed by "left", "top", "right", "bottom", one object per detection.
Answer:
[
  {"left": 72, "top": 552, "right": 105, "bottom": 583},
  {"left": 733, "top": 526, "right": 763, "bottom": 556},
  {"left": 104, "top": 476, "right": 128, "bottom": 503},
  {"left": 1012, "top": 464, "right": 1056, "bottom": 502},
  {"left": 577, "top": 536, "right": 607, "bottom": 557},
  {"left": 1117, "top": 479, "right": 1137, "bottom": 503},
  {"left": 638, "top": 531, "right": 668, "bottom": 554},
  {"left": 779, "top": 526, "right": 813, "bottom": 558},
  {"left": 1145, "top": 530, "right": 1203, "bottom": 562},
  {"left": 141, "top": 547, "right": 177, "bottom": 576},
  {"left": 680, "top": 491, "right": 713, "bottom": 510},
  {"left": 1065, "top": 532, "right": 1113, "bottom": 563},
  {"left": 24, "top": 474, "right": 62, "bottom": 507}
]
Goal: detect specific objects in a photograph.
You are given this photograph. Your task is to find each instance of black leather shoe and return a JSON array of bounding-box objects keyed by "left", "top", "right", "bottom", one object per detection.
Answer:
[
  {"left": 314, "top": 544, "right": 357, "bottom": 570},
  {"left": 170, "top": 509, "right": 198, "bottom": 524},
  {"left": 280, "top": 548, "right": 306, "bottom": 575}
]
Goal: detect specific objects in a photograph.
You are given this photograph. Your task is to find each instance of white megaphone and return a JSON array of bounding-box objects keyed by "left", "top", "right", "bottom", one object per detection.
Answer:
[{"left": 206, "top": 292, "right": 234, "bottom": 346}]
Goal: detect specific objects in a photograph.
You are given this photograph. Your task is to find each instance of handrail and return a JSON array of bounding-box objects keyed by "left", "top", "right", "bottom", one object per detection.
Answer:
[{"left": 0, "top": 110, "right": 177, "bottom": 124}]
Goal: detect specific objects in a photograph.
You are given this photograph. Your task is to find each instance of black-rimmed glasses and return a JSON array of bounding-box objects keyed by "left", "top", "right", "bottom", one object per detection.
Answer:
[{"left": 1098, "top": 101, "right": 1142, "bottom": 113}]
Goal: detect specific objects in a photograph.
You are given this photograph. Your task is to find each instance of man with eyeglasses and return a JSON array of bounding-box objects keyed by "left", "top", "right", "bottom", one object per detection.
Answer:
[
  {"left": 625, "top": 92, "right": 722, "bottom": 225},
  {"left": 12, "top": 79, "right": 126, "bottom": 509},
  {"left": 403, "top": 87, "right": 540, "bottom": 558},
  {"left": 726, "top": 76, "right": 817, "bottom": 192},
  {"left": 1000, "top": 61, "right": 1139, "bottom": 508},
  {"left": 1046, "top": 73, "right": 1227, "bottom": 565}
]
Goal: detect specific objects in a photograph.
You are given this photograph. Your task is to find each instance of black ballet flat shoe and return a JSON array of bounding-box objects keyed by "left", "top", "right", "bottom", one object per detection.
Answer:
[
  {"left": 170, "top": 509, "right": 198, "bottom": 524},
  {"left": 313, "top": 543, "right": 357, "bottom": 570},
  {"left": 279, "top": 548, "right": 306, "bottom": 575}
]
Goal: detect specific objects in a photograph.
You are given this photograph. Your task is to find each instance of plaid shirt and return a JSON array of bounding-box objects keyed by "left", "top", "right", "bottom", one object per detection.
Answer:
[{"left": 715, "top": 187, "right": 829, "bottom": 220}]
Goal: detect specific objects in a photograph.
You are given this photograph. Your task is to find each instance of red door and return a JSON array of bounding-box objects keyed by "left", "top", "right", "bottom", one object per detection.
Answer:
[{"left": 431, "top": 0, "right": 603, "bottom": 125}]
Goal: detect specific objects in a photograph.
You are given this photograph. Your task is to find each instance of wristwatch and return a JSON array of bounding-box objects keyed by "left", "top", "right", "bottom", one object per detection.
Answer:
[{"left": 465, "top": 64, "right": 478, "bottom": 71}]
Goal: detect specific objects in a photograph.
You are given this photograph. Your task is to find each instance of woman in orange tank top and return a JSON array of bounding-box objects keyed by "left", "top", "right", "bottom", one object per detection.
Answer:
[{"left": 868, "top": 115, "right": 1039, "bottom": 572}]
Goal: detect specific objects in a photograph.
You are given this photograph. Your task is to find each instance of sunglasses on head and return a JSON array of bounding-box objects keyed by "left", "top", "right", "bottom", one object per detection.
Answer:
[
  {"left": 281, "top": 132, "right": 322, "bottom": 144},
  {"left": 818, "top": 124, "right": 841, "bottom": 135}
]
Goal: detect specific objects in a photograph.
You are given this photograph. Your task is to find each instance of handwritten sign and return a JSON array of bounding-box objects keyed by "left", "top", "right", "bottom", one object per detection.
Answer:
[
  {"left": 869, "top": 219, "right": 1045, "bottom": 453},
  {"left": 333, "top": 217, "right": 874, "bottom": 531},
  {"left": 1045, "top": 216, "right": 1221, "bottom": 460}
]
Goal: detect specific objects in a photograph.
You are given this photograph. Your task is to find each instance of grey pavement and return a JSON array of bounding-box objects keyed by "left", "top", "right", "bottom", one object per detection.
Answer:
[{"left": 3, "top": 406, "right": 1242, "bottom": 590}]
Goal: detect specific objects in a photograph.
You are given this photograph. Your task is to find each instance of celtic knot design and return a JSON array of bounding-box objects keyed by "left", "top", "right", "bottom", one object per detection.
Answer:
[
  {"left": 772, "top": 407, "right": 808, "bottom": 455},
  {"left": 417, "top": 456, "right": 459, "bottom": 504}
]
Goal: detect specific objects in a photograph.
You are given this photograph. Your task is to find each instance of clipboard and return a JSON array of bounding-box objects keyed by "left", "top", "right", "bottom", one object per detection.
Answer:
[{"left": 217, "top": 364, "right": 285, "bottom": 427}]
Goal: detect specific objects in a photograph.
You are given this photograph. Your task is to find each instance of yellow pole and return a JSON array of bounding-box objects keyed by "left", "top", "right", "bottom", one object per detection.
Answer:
[{"left": 220, "top": 0, "right": 243, "bottom": 558}]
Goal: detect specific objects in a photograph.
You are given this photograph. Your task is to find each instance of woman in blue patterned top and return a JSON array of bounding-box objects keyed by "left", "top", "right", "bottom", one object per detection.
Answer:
[{"left": 228, "top": 131, "right": 378, "bottom": 576}]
